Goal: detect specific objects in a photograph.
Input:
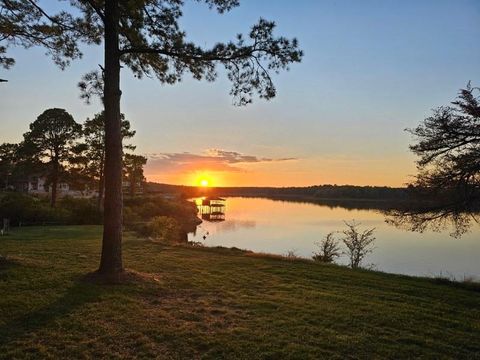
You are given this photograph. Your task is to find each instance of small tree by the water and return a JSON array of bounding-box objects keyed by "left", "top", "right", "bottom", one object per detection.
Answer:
[
  {"left": 341, "top": 221, "right": 376, "bottom": 269},
  {"left": 313, "top": 232, "right": 341, "bottom": 263}
]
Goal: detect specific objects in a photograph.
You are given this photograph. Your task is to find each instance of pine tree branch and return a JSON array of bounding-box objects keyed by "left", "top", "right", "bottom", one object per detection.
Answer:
[
  {"left": 25, "top": 0, "right": 77, "bottom": 31},
  {"left": 119, "top": 46, "right": 267, "bottom": 62},
  {"left": 84, "top": 0, "right": 105, "bottom": 23}
]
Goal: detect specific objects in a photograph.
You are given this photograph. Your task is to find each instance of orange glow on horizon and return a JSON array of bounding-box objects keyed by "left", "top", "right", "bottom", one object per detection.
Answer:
[
  {"left": 194, "top": 172, "right": 216, "bottom": 187},
  {"left": 144, "top": 155, "right": 417, "bottom": 188}
]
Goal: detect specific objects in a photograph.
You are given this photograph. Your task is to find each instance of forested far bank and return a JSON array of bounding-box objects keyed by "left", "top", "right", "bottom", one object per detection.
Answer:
[{"left": 147, "top": 183, "right": 410, "bottom": 201}]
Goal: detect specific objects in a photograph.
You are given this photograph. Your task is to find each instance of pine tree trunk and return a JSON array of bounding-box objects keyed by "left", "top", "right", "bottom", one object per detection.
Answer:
[
  {"left": 98, "top": 0, "right": 124, "bottom": 278},
  {"left": 97, "top": 161, "right": 104, "bottom": 211}
]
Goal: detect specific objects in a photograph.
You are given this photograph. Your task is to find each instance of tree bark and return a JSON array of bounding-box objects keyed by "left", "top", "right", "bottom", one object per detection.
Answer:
[
  {"left": 97, "top": 158, "right": 104, "bottom": 211},
  {"left": 98, "top": 0, "right": 124, "bottom": 278}
]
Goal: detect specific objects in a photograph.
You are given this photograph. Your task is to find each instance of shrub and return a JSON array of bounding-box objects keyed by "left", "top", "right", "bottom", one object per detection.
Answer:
[
  {"left": 134, "top": 216, "right": 182, "bottom": 243},
  {"left": 58, "top": 197, "right": 101, "bottom": 225},
  {"left": 0, "top": 193, "right": 199, "bottom": 238},
  {"left": 284, "top": 249, "right": 301, "bottom": 260},
  {"left": 122, "top": 205, "right": 142, "bottom": 226},
  {"left": 0, "top": 193, "right": 69, "bottom": 225},
  {"left": 313, "top": 232, "right": 341, "bottom": 263},
  {"left": 341, "top": 220, "right": 375, "bottom": 269}
]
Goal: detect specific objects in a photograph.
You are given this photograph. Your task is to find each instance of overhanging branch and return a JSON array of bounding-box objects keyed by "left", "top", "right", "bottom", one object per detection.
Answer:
[
  {"left": 119, "top": 46, "right": 267, "bottom": 62},
  {"left": 84, "top": 0, "right": 105, "bottom": 23},
  {"left": 26, "top": 0, "right": 77, "bottom": 31}
]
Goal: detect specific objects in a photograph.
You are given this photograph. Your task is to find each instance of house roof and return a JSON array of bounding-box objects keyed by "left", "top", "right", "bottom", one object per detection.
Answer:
[{"left": 204, "top": 196, "right": 225, "bottom": 201}]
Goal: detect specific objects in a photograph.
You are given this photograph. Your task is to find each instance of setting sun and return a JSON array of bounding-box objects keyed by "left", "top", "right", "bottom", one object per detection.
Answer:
[{"left": 194, "top": 173, "right": 215, "bottom": 187}]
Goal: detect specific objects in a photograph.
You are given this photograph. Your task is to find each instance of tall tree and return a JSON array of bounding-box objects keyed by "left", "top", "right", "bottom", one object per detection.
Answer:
[
  {"left": 23, "top": 108, "right": 82, "bottom": 207},
  {"left": 1, "top": 0, "right": 302, "bottom": 280},
  {"left": 408, "top": 84, "right": 480, "bottom": 205},
  {"left": 82, "top": 111, "right": 135, "bottom": 209},
  {"left": 123, "top": 153, "right": 147, "bottom": 196},
  {"left": 387, "top": 84, "right": 480, "bottom": 238},
  {"left": 0, "top": 143, "right": 19, "bottom": 190}
]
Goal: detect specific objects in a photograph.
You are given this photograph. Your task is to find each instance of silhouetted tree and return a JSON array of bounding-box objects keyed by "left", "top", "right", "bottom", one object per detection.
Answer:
[
  {"left": 82, "top": 112, "right": 135, "bottom": 209},
  {"left": 23, "top": 108, "right": 82, "bottom": 207},
  {"left": 313, "top": 232, "right": 341, "bottom": 263},
  {"left": 341, "top": 221, "right": 375, "bottom": 269},
  {"left": 408, "top": 84, "right": 480, "bottom": 204},
  {"left": 1, "top": 0, "right": 302, "bottom": 280},
  {"left": 123, "top": 153, "right": 147, "bottom": 196},
  {"left": 387, "top": 84, "right": 480, "bottom": 237},
  {"left": 0, "top": 141, "right": 45, "bottom": 191},
  {"left": 0, "top": 143, "right": 18, "bottom": 190}
]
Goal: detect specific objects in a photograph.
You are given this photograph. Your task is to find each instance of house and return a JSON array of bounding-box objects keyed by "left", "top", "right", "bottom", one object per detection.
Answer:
[
  {"left": 14, "top": 175, "right": 97, "bottom": 198},
  {"left": 201, "top": 197, "right": 226, "bottom": 207},
  {"left": 122, "top": 180, "right": 145, "bottom": 195}
]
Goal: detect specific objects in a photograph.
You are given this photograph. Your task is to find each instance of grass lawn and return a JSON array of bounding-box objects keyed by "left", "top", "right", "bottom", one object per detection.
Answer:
[{"left": 0, "top": 225, "right": 479, "bottom": 359}]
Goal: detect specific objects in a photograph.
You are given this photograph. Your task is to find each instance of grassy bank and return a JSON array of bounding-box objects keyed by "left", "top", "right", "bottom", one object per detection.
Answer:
[{"left": 0, "top": 226, "right": 479, "bottom": 359}]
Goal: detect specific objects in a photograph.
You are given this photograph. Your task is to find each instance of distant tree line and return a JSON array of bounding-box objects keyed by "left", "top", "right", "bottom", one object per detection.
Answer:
[
  {"left": 216, "top": 185, "right": 409, "bottom": 200},
  {"left": 147, "top": 182, "right": 410, "bottom": 202},
  {"left": 0, "top": 108, "right": 147, "bottom": 208}
]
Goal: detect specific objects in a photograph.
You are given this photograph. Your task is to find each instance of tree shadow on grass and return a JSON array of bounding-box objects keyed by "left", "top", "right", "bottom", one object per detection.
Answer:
[
  {"left": 0, "top": 256, "right": 21, "bottom": 271},
  {"left": 0, "top": 276, "right": 107, "bottom": 348}
]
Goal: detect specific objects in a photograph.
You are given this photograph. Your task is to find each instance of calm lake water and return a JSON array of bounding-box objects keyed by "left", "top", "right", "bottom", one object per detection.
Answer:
[{"left": 188, "top": 197, "right": 480, "bottom": 280}]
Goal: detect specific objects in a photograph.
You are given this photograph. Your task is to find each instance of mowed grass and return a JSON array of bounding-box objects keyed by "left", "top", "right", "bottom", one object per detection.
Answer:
[{"left": 0, "top": 226, "right": 479, "bottom": 359}]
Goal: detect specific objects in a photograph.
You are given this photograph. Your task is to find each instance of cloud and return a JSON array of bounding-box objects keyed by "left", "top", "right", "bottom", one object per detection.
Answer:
[
  {"left": 145, "top": 148, "right": 297, "bottom": 174},
  {"left": 205, "top": 148, "right": 297, "bottom": 164}
]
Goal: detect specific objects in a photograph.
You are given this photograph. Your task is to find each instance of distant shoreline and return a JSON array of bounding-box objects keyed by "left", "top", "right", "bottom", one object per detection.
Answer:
[{"left": 147, "top": 182, "right": 416, "bottom": 211}]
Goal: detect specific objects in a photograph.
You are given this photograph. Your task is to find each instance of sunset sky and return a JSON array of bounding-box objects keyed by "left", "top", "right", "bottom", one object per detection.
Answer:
[{"left": 1, "top": 0, "right": 479, "bottom": 187}]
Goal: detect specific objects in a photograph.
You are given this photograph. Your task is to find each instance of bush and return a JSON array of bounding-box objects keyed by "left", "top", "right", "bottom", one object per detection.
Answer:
[
  {"left": 284, "top": 249, "right": 301, "bottom": 260},
  {"left": 122, "top": 206, "right": 142, "bottom": 226},
  {"left": 124, "top": 195, "right": 197, "bottom": 220},
  {"left": 341, "top": 221, "right": 375, "bottom": 269},
  {"left": 133, "top": 216, "right": 182, "bottom": 243},
  {"left": 58, "top": 197, "right": 102, "bottom": 225},
  {"left": 124, "top": 195, "right": 200, "bottom": 236},
  {"left": 0, "top": 193, "right": 69, "bottom": 225},
  {"left": 0, "top": 193, "right": 199, "bottom": 240},
  {"left": 313, "top": 232, "right": 340, "bottom": 263}
]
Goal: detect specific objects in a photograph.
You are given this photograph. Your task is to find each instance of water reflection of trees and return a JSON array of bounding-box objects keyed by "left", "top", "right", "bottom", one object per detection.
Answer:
[
  {"left": 389, "top": 84, "right": 480, "bottom": 238},
  {"left": 192, "top": 194, "right": 480, "bottom": 238},
  {"left": 263, "top": 196, "right": 480, "bottom": 238},
  {"left": 384, "top": 203, "right": 480, "bottom": 238},
  {"left": 256, "top": 196, "right": 404, "bottom": 211}
]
